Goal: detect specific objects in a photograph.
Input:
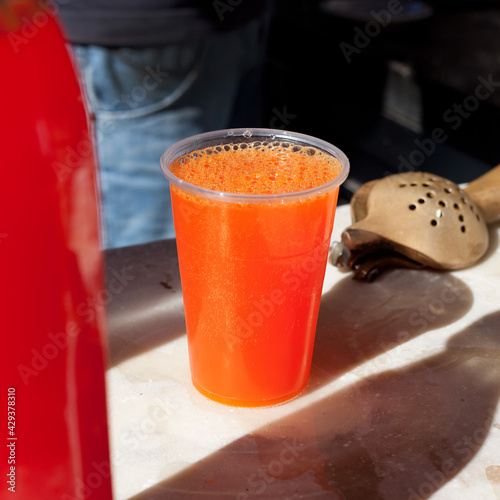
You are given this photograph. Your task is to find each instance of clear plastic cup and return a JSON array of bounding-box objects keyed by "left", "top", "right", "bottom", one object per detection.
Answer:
[{"left": 161, "top": 128, "right": 349, "bottom": 406}]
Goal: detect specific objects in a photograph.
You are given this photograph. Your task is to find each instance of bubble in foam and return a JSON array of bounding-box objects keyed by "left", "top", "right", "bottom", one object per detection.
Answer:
[{"left": 170, "top": 140, "right": 342, "bottom": 195}]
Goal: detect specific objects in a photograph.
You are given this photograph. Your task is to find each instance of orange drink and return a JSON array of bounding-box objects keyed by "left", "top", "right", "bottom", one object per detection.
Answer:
[{"left": 161, "top": 129, "right": 349, "bottom": 406}]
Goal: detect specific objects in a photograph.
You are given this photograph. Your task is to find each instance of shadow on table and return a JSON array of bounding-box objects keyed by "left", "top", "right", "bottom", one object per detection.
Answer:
[
  {"left": 104, "top": 239, "right": 186, "bottom": 366},
  {"left": 307, "top": 267, "right": 473, "bottom": 393},
  {"left": 103, "top": 218, "right": 499, "bottom": 373},
  {"left": 128, "top": 309, "right": 500, "bottom": 499}
]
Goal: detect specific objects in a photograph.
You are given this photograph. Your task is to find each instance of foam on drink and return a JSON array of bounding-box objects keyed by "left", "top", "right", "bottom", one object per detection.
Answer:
[{"left": 169, "top": 141, "right": 343, "bottom": 194}]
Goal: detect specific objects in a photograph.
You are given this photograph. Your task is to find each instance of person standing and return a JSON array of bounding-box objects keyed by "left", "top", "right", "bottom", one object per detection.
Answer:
[{"left": 59, "top": 0, "right": 273, "bottom": 248}]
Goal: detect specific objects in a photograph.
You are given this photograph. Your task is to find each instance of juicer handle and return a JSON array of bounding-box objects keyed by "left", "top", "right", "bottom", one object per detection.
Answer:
[{"left": 464, "top": 164, "right": 500, "bottom": 224}]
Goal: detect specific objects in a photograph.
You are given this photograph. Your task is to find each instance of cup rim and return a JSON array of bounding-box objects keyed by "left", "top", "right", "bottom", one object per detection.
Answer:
[{"left": 160, "top": 128, "right": 350, "bottom": 204}]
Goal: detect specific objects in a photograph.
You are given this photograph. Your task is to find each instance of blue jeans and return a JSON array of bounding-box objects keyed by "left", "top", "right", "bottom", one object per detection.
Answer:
[{"left": 74, "top": 18, "right": 268, "bottom": 249}]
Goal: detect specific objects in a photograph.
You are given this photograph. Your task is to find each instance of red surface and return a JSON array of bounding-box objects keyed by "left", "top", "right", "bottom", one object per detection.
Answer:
[
  {"left": 1, "top": 2, "right": 112, "bottom": 498},
  {"left": 171, "top": 148, "right": 340, "bottom": 406}
]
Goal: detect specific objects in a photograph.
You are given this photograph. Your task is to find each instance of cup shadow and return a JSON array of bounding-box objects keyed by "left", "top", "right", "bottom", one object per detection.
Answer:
[{"left": 307, "top": 267, "right": 474, "bottom": 393}]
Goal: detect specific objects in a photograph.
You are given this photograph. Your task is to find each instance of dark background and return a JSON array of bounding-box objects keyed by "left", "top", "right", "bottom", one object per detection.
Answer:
[{"left": 261, "top": 0, "right": 500, "bottom": 203}]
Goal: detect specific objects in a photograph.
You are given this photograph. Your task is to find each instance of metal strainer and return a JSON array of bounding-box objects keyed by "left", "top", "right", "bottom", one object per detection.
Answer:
[{"left": 330, "top": 165, "right": 500, "bottom": 281}]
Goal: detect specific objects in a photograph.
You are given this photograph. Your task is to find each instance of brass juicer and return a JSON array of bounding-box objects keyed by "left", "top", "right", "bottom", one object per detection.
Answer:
[{"left": 330, "top": 165, "right": 500, "bottom": 281}]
